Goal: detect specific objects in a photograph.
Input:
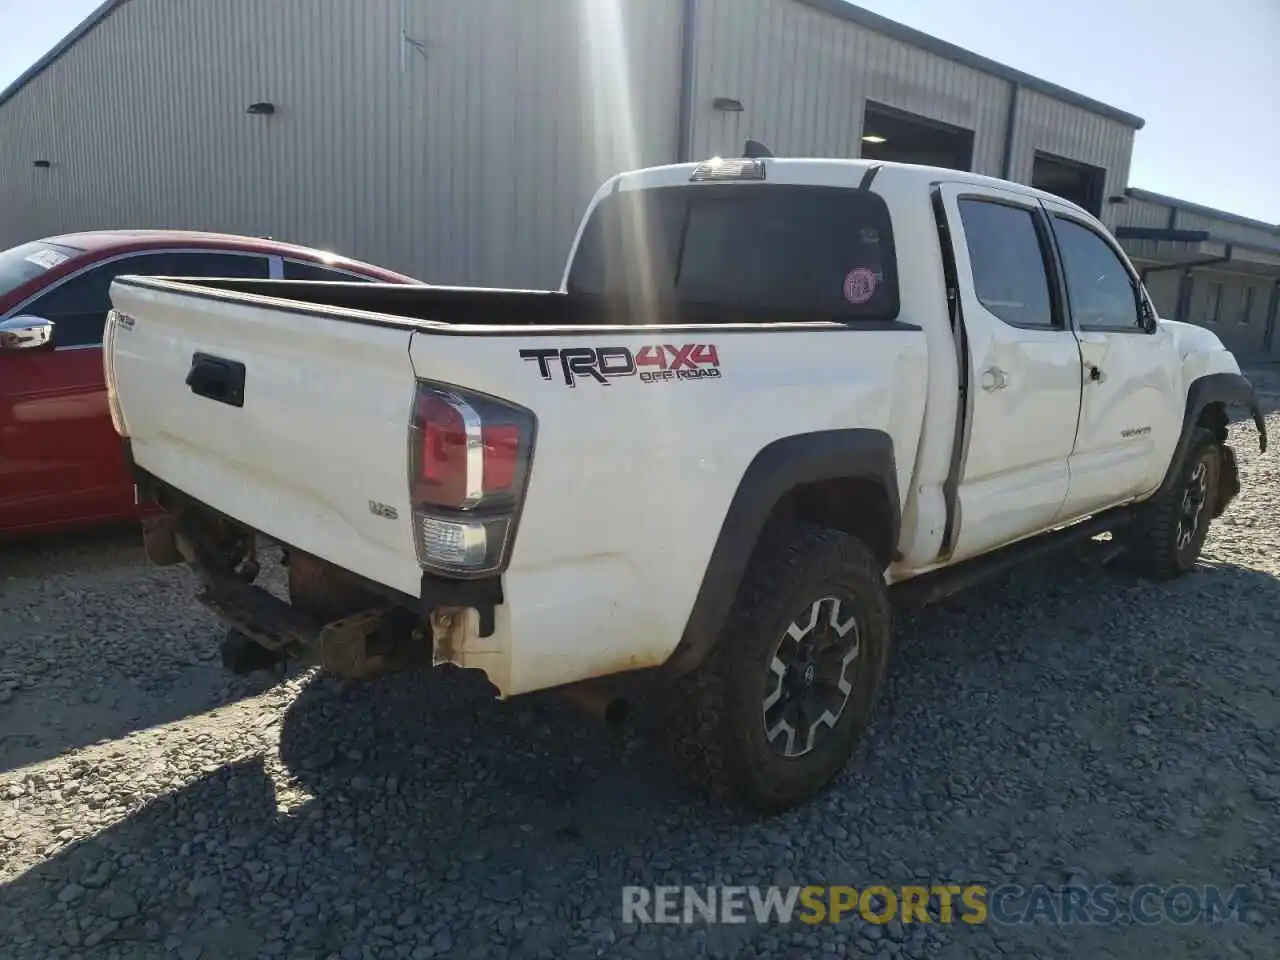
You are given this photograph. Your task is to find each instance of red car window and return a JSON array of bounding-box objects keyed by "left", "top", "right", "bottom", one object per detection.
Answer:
[
  {"left": 27, "top": 250, "right": 270, "bottom": 349},
  {"left": 0, "top": 241, "right": 82, "bottom": 298},
  {"left": 283, "top": 259, "right": 375, "bottom": 282}
]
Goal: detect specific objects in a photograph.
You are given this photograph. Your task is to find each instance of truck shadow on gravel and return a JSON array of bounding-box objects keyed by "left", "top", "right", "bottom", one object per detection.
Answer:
[
  {"left": 0, "top": 524, "right": 274, "bottom": 775},
  {"left": 2, "top": 547, "right": 1277, "bottom": 959},
  {"left": 0, "top": 524, "right": 145, "bottom": 580},
  {"left": 0, "top": 663, "right": 277, "bottom": 777}
]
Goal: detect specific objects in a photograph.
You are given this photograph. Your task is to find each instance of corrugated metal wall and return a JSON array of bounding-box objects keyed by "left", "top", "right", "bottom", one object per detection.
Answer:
[
  {"left": 688, "top": 0, "right": 1011, "bottom": 173},
  {"left": 1006, "top": 88, "right": 1134, "bottom": 224},
  {"left": 1, "top": 0, "right": 1142, "bottom": 285},
  {"left": 1116, "top": 193, "right": 1280, "bottom": 250},
  {"left": 0, "top": 0, "right": 683, "bottom": 288},
  {"left": 1173, "top": 211, "right": 1280, "bottom": 250},
  {"left": 1114, "top": 189, "right": 1280, "bottom": 359},
  {"left": 1112, "top": 197, "right": 1172, "bottom": 231},
  {"left": 689, "top": 0, "right": 1136, "bottom": 227}
]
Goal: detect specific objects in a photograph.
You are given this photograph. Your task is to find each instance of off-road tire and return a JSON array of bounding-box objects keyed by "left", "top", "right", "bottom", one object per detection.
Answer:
[
  {"left": 1121, "top": 427, "right": 1221, "bottom": 580},
  {"left": 667, "top": 523, "right": 891, "bottom": 815}
]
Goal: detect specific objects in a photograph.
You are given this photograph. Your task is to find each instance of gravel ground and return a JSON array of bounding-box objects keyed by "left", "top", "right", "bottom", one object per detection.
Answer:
[{"left": 2, "top": 369, "right": 1279, "bottom": 960}]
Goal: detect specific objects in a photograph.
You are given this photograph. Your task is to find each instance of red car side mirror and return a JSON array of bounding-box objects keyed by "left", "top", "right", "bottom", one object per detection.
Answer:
[{"left": 0, "top": 315, "right": 55, "bottom": 351}]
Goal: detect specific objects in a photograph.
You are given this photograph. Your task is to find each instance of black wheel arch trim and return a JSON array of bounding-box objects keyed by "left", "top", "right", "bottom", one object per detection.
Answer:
[
  {"left": 662, "top": 428, "right": 899, "bottom": 679},
  {"left": 1157, "top": 372, "right": 1267, "bottom": 500}
]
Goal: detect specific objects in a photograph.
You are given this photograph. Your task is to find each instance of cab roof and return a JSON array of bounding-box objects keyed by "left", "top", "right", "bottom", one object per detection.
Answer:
[{"left": 612, "top": 157, "right": 1096, "bottom": 222}]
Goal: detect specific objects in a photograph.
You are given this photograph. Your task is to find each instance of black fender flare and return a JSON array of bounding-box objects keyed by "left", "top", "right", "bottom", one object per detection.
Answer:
[
  {"left": 662, "top": 429, "right": 899, "bottom": 678},
  {"left": 1156, "top": 372, "right": 1267, "bottom": 499}
]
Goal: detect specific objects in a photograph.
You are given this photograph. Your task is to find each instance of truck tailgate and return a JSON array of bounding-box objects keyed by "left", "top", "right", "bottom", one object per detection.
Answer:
[{"left": 108, "top": 278, "right": 422, "bottom": 596}]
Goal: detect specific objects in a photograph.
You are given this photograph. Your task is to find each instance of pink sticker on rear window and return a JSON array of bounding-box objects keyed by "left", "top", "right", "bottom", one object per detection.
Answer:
[{"left": 843, "top": 268, "right": 877, "bottom": 305}]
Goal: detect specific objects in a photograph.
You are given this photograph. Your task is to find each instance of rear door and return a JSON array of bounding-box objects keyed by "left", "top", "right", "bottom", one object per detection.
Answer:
[
  {"left": 0, "top": 250, "right": 269, "bottom": 530},
  {"left": 1039, "top": 198, "right": 1182, "bottom": 520},
  {"left": 937, "top": 182, "right": 1083, "bottom": 561}
]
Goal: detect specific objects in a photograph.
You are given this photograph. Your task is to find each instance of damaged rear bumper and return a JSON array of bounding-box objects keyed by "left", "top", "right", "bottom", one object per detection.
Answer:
[
  {"left": 152, "top": 510, "right": 416, "bottom": 679},
  {"left": 134, "top": 471, "right": 432, "bottom": 679}
]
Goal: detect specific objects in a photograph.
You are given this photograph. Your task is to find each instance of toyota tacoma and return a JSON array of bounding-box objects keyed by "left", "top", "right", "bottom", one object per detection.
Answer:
[{"left": 104, "top": 148, "right": 1267, "bottom": 813}]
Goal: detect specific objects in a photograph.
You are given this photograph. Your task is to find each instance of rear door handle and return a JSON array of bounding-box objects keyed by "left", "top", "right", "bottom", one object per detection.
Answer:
[
  {"left": 980, "top": 367, "right": 1009, "bottom": 392},
  {"left": 186, "top": 352, "right": 246, "bottom": 408}
]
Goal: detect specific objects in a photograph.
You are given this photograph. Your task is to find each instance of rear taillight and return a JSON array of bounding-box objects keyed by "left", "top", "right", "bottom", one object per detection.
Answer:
[
  {"left": 103, "top": 310, "right": 129, "bottom": 438},
  {"left": 408, "top": 381, "right": 535, "bottom": 578}
]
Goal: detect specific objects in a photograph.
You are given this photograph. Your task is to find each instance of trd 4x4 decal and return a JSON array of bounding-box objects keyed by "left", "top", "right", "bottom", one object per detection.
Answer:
[{"left": 519, "top": 344, "right": 721, "bottom": 387}]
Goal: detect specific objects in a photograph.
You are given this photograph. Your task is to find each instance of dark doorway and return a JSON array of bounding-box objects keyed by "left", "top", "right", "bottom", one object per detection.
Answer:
[
  {"left": 1031, "top": 152, "right": 1106, "bottom": 217},
  {"left": 859, "top": 101, "right": 975, "bottom": 172}
]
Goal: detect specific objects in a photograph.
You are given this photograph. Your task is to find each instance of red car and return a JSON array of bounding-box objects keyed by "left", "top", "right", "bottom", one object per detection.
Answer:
[{"left": 0, "top": 230, "right": 420, "bottom": 537}]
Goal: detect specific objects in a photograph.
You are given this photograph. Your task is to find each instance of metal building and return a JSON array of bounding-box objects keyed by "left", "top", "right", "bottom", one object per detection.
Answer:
[
  {"left": 1114, "top": 190, "right": 1280, "bottom": 361},
  {"left": 2, "top": 0, "right": 1275, "bottom": 358},
  {"left": 0, "top": 0, "right": 1142, "bottom": 287}
]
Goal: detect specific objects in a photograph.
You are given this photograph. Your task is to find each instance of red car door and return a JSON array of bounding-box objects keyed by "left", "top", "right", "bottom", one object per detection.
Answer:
[
  {"left": 0, "top": 249, "right": 270, "bottom": 534},
  {"left": 0, "top": 342, "right": 120, "bottom": 531}
]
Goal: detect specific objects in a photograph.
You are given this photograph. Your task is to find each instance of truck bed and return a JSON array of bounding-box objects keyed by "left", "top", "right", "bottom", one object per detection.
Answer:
[{"left": 138, "top": 276, "right": 914, "bottom": 331}]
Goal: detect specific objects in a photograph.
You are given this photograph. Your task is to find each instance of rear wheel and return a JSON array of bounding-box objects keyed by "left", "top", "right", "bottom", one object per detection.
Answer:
[
  {"left": 669, "top": 524, "right": 891, "bottom": 814},
  {"left": 1121, "top": 428, "right": 1221, "bottom": 579}
]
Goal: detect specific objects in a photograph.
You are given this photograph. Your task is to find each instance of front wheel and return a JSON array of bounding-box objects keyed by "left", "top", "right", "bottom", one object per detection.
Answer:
[
  {"left": 1121, "top": 428, "right": 1221, "bottom": 579},
  {"left": 669, "top": 524, "right": 892, "bottom": 814}
]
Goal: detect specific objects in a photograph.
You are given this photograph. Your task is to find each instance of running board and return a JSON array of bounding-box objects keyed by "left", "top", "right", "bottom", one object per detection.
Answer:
[{"left": 891, "top": 507, "right": 1134, "bottom": 609}]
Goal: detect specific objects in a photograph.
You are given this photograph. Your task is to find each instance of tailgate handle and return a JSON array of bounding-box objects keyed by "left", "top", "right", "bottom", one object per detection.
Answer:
[{"left": 186, "top": 352, "right": 246, "bottom": 408}]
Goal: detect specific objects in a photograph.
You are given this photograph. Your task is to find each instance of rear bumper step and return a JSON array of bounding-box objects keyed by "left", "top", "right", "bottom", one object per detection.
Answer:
[
  {"left": 196, "top": 576, "right": 321, "bottom": 653},
  {"left": 193, "top": 571, "right": 400, "bottom": 679}
]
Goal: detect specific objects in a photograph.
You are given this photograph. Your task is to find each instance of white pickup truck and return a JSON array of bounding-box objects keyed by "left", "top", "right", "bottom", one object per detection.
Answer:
[{"left": 105, "top": 148, "right": 1267, "bottom": 813}]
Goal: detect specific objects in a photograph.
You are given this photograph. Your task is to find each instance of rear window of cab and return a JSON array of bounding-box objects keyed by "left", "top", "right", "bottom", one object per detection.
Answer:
[{"left": 567, "top": 183, "right": 899, "bottom": 322}]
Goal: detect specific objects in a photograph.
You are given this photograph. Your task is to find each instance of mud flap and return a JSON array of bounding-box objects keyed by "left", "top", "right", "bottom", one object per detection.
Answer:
[
  {"left": 1213, "top": 445, "right": 1241, "bottom": 519},
  {"left": 318, "top": 609, "right": 398, "bottom": 680},
  {"left": 1247, "top": 400, "right": 1268, "bottom": 453},
  {"left": 141, "top": 514, "right": 183, "bottom": 566}
]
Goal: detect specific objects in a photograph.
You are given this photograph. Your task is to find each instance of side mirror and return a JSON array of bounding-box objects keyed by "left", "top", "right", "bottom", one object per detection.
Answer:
[{"left": 0, "top": 315, "right": 54, "bottom": 351}]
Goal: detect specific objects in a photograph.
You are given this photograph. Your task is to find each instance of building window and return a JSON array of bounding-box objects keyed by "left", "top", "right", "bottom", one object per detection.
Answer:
[
  {"left": 1208, "top": 282, "right": 1224, "bottom": 323},
  {"left": 1240, "top": 286, "right": 1256, "bottom": 325}
]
